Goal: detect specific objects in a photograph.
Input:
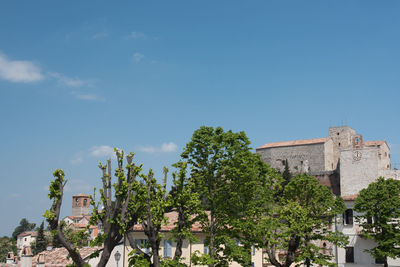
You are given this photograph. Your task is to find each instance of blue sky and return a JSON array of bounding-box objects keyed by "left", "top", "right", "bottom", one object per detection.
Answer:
[{"left": 1, "top": 0, "right": 400, "bottom": 236}]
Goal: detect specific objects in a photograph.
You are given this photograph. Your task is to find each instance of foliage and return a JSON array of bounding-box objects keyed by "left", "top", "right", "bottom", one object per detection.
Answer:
[
  {"left": 260, "top": 174, "right": 348, "bottom": 267},
  {"left": 128, "top": 250, "right": 151, "bottom": 267},
  {"left": 44, "top": 150, "right": 143, "bottom": 267},
  {"left": 354, "top": 177, "right": 400, "bottom": 267},
  {"left": 12, "top": 218, "right": 36, "bottom": 240},
  {"left": 0, "top": 236, "right": 17, "bottom": 262},
  {"left": 32, "top": 221, "right": 47, "bottom": 255},
  {"left": 181, "top": 126, "right": 274, "bottom": 266},
  {"left": 169, "top": 161, "right": 203, "bottom": 260}
]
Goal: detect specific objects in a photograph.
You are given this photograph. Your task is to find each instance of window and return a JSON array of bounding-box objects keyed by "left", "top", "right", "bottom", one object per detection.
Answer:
[
  {"left": 134, "top": 239, "right": 150, "bottom": 254},
  {"left": 163, "top": 239, "right": 172, "bottom": 258},
  {"left": 252, "top": 245, "right": 256, "bottom": 256},
  {"left": 282, "top": 160, "right": 285, "bottom": 166},
  {"left": 343, "top": 209, "right": 353, "bottom": 225},
  {"left": 75, "top": 199, "right": 79, "bottom": 207},
  {"left": 337, "top": 132, "right": 340, "bottom": 136},
  {"left": 204, "top": 242, "right": 209, "bottom": 255},
  {"left": 338, "top": 142, "right": 341, "bottom": 147},
  {"left": 345, "top": 247, "right": 354, "bottom": 263},
  {"left": 375, "top": 257, "right": 385, "bottom": 264},
  {"left": 83, "top": 199, "right": 87, "bottom": 207},
  {"left": 367, "top": 216, "right": 373, "bottom": 224}
]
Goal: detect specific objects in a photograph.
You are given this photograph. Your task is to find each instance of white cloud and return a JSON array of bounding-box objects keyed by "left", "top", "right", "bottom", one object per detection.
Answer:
[
  {"left": 138, "top": 142, "right": 178, "bottom": 154},
  {"left": 72, "top": 92, "right": 105, "bottom": 102},
  {"left": 161, "top": 142, "right": 178, "bottom": 152},
  {"left": 0, "top": 53, "right": 44, "bottom": 83},
  {"left": 90, "top": 145, "right": 116, "bottom": 158},
  {"left": 48, "top": 72, "right": 87, "bottom": 87},
  {"left": 70, "top": 156, "right": 83, "bottom": 165},
  {"left": 126, "top": 31, "right": 147, "bottom": 40},
  {"left": 133, "top": 52, "right": 144, "bottom": 62}
]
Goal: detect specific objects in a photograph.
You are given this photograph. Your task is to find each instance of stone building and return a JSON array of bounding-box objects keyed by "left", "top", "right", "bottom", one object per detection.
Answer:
[{"left": 256, "top": 126, "right": 400, "bottom": 266}]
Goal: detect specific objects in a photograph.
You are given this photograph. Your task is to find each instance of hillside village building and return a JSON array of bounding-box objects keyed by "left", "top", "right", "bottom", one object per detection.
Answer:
[{"left": 256, "top": 126, "right": 400, "bottom": 266}]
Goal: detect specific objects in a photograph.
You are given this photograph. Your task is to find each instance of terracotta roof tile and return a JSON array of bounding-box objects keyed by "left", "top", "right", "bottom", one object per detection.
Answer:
[
  {"left": 73, "top": 193, "right": 89, "bottom": 197},
  {"left": 257, "top": 137, "right": 329, "bottom": 150},
  {"left": 31, "top": 247, "right": 101, "bottom": 267},
  {"left": 132, "top": 211, "right": 203, "bottom": 232},
  {"left": 17, "top": 231, "right": 38, "bottom": 238},
  {"left": 342, "top": 194, "right": 358, "bottom": 201}
]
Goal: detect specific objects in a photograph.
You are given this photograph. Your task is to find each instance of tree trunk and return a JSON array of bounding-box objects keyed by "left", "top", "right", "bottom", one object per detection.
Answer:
[
  {"left": 56, "top": 231, "right": 86, "bottom": 267},
  {"left": 283, "top": 235, "right": 300, "bottom": 267},
  {"left": 173, "top": 206, "right": 185, "bottom": 260},
  {"left": 208, "top": 210, "right": 215, "bottom": 267}
]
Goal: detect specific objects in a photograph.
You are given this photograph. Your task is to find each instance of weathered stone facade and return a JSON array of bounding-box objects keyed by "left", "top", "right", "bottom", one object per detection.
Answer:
[{"left": 257, "top": 126, "right": 400, "bottom": 266}]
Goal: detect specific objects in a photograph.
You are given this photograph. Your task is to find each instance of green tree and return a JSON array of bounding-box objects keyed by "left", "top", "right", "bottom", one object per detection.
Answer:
[
  {"left": 12, "top": 218, "right": 36, "bottom": 240},
  {"left": 354, "top": 177, "right": 400, "bottom": 267},
  {"left": 44, "top": 150, "right": 143, "bottom": 267},
  {"left": 181, "top": 126, "right": 271, "bottom": 266},
  {"left": 0, "top": 236, "right": 17, "bottom": 262},
  {"left": 169, "top": 161, "right": 203, "bottom": 261},
  {"left": 32, "top": 222, "right": 47, "bottom": 255},
  {"left": 260, "top": 174, "right": 348, "bottom": 267}
]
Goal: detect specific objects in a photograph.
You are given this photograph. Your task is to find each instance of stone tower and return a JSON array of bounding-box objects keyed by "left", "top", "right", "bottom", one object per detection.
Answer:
[
  {"left": 328, "top": 126, "right": 356, "bottom": 169},
  {"left": 72, "top": 194, "right": 90, "bottom": 216}
]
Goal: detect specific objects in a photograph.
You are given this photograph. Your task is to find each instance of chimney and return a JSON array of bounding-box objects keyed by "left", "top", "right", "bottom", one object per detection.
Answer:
[
  {"left": 36, "top": 253, "right": 45, "bottom": 267},
  {"left": 20, "top": 246, "right": 33, "bottom": 267},
  {"left": 6, "top": 252, "right": 14, "bottom": 264}
]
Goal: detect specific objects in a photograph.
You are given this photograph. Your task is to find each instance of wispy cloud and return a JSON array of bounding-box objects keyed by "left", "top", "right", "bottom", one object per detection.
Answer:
[
  {"left": 48, "top": 72, "right": 90, "bottom": 87},
  {"left": 72, "top": 92, "right": 105, "bottom": 102},
  {"left": 70, "top": 155, "right": 84, "bottom": 165},
  {"left": 0, "top": 53, "right": 44, "bottom": 83},
  {"left": 91, "top": 30, "right": 109, "bottom": 40},
  {"left": 138, "top": 142, "right": 178, "bottom": 154},
  {"left": 126, "top": 31, "right": 147, "bottom": 40},
  {"left": 90, "top": 145, "right": 116, "bottom": 158},
  {"left": 9, "top": 193, "right": 20, "bottom": 198},
  {"left": 133, "top": 52, "right": 144, "bottom": 63}
]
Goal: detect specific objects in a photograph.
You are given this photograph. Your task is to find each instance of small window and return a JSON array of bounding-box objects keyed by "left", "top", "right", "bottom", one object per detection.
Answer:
[
  {"left": 367, "top": 217, "right": 373, "bottom": 224},
  {"left": 282, "top": 160, "right": 285, "bottom": 166},
  {"left": 338, "top": 142, "right": 341, "bottom": 147},
  {"left": 24, "top": 238, "right": 27, "bottom": 241},
  {"left": 252, "top": 245, "right": 256, "bottom": 256},
  {"left": 337, "top": 132, "right": 340, "bottom": 136},
  {"left": 343, "top": 209, "right": 353, "bottom": 225},
  {"left": 345, "top": 247, "right": 354, "bottom": 263},
  {"left": 75, "top": 199, "right": 79, "bottom": 207},
  {"left": 163, "top": 239, "right": 172, "bottom": 258},
  {"left": 204, "top": 243, "right": 209, "bottom": 255},
  {"left": 135, "top": 239, "right": 150, "bottom": 254},
  {"left": 83, "top": 199, "right": 87, "bottom": 207},
  {"left": 375, "top": 257, "right": 385, "bottom": 264},
  {"left": 385, "top": 152, "right": 387, "bottom": 157}
]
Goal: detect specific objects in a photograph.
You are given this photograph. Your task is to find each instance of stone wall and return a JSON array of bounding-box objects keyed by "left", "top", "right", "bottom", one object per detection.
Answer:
[
  {"left": 256, "top": 143, "right": 326, "bottom": 174},
  {"left": 340, "top": 147, "right": 379, "bottom": 197}
]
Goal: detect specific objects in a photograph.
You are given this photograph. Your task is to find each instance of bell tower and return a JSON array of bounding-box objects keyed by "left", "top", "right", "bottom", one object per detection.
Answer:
[{"left": 72, "top": 194, "right": 90, "bottom": 216}]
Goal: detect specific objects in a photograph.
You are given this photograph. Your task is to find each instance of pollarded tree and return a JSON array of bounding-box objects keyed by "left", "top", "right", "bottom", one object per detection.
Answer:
[
  {"left": 354, "top": 177, "right": 400, "bottom": 267},
  {"left": 44, "top": 150, "right": 143, "bottom": 267},
  {"left": 261, "top": 174, "right": 348, "bottom": 267}
]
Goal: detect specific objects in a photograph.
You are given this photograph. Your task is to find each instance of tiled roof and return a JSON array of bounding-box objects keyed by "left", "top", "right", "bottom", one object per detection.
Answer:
[
  {"left": 17, "top": 231, "right": 38, "bottom": 238},
  {"left": 31, "top": 247, "right": 101, "bottom": 267},
  {"left": 73, "top": 193, "right": 89, "bottom": 197},
  {"left": 132, "top": 211, "right": 203, "bottom": 232},
  {"left": 364, "top": 140, "right": 387, "bottom": 147},
  {"left": 342, "top": 194, "right": 358, "bottom": 201},
  {"left": 257, "top": 137, "right": 329, "bottom": 150}
]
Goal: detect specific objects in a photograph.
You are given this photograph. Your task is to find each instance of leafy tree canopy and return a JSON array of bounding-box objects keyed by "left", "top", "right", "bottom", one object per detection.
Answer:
[
  {"left": 354, "top": 177, "right": 400, "bottom": 267},
  {"left": 12, "top": 218, "right": 36, "bottom": 240}
]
